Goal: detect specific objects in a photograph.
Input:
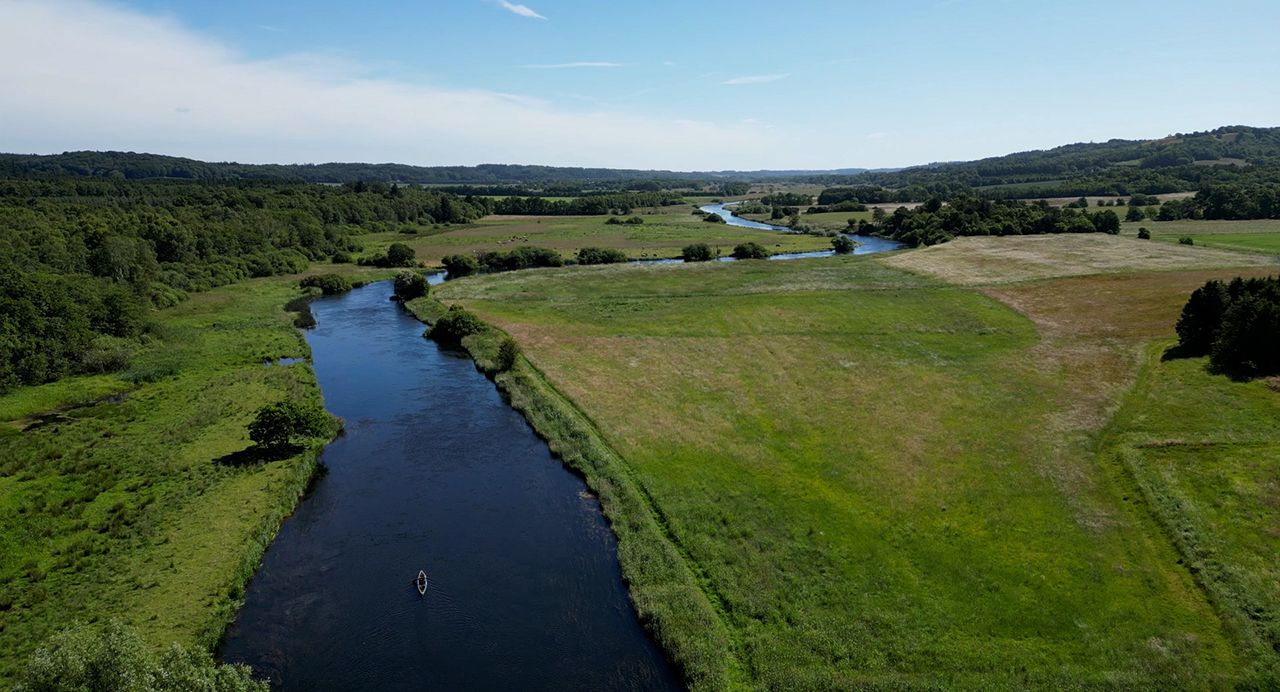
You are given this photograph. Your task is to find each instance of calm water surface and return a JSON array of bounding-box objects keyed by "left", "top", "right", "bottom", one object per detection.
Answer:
[
  {"left": 220, "top": 281, "right": 681, "bottom": 692},
  {"left": 699, "top": 202, "right": 903, "bottom": 256}
]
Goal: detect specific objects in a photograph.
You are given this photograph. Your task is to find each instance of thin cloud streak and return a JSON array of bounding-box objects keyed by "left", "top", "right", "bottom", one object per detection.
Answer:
[
  {"left": 519, "top": 62, "right": 622, "bottom": 69},
  {"left": 0, "top": 0, "right": 789, "bottom": 170},
  {"left": 722, "top": 73, "right": 790, "bottom": 85},
  {"left": 484, "top": 0, "right": 546, "bottom": 20}
]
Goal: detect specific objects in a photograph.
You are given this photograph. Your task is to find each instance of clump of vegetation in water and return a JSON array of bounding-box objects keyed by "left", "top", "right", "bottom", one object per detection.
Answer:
[
  {"left": 430, "top": 305, "right": 486, "bottom": 342},
  {"left": 299, "top": 273, "right": 352, "bottom": 295},
  {"left": 441, "top": 254, "right": 480, "bottom": 277},
  {"left": 15, "top": 620, "right": 266, "bottom": 692},
  {"left": 248, "top": 399, "right": 332, "bottom": 451},
  {"left": 681, "top": 243, "right": 714, "bottom": 262},
  {"left": 577, "top": 247, "right": 629, "bottom": 265},
  {"left": 1176, "top": 276, "right": 1280, "bottom": 377},
  {"left": 831, "top": 236, "right": 857, "bottom": 254},
  {"left": 393, "top": 271, "right": 429, "bottom": 301},
  {"left": 731, "top": 242, "right": 769, "bottom": 260}
]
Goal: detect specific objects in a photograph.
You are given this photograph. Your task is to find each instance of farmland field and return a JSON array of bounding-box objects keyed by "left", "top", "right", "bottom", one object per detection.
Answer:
[{"left": 431, "top": 238, "right": 1279, "bottom": 690}]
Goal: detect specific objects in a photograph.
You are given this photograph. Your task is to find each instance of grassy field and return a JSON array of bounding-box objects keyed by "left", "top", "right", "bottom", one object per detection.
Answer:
[
  {"left": 431, "top": 245, "right": 1278, "bottom": 690},
  {"left": 0, "top": 276, "right": 339, "bottom": 685},
  {"left": 355, "top": 207, "right": 832, "bottom": 266},
  {"left": 882, "top": 234, "right": 1277, "bottom": 286}
]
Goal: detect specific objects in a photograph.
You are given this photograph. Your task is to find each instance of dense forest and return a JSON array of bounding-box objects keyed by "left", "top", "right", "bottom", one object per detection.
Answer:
[
  {"left": 489, "top": 191, "right": 684, "bottom": 215},
  {"left": 0, "top": 178, "right": 486, "bottom": 393}
]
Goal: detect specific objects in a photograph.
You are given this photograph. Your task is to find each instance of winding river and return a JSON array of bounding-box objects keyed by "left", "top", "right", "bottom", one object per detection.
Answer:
[
  {"left": 221, "top": 208, "right": 904, "bottom": 690},
  {"left": 220, "top": 282, "right": 681, "bottom": 692},
  {"left": 700, "top": 202, "right": 904, "bottom": 257}
]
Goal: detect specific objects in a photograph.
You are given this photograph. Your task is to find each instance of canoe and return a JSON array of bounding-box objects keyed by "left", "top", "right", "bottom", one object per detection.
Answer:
[{"left": 416, "top": 570, "right": 428, "bottom": 595}]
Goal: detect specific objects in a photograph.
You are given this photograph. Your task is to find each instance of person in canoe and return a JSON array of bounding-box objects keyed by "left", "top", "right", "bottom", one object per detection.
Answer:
[{"left": 414, "top": 570, "right": 428, "bottom": 596}]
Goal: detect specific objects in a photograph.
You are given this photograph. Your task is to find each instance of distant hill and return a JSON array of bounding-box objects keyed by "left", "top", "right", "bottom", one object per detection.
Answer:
[
  {"left": 0, "top": 151, "right": 895, "bottom": 185},
  {"left": 2, "top": 126, "right": 1276, "bottom": 196},
  {"left": 806, "top": 125, "right": 1280, "bottom": 198}
]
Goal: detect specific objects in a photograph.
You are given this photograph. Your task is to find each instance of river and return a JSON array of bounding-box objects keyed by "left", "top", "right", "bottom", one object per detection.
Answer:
[
  {"left": 699, "top": 202, "right": 903, "bottom": 257},
  {"left": 220, "top": 282, "right": 681, "bottom": 692}
]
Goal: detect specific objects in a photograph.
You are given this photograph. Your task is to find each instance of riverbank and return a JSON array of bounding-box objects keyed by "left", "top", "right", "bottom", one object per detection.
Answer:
[
  {"left": 0, "top": 278, "right": 335, "bottom": 685},
  {"left": 405, "top": 296, "right": 740, "bottom": 692}
]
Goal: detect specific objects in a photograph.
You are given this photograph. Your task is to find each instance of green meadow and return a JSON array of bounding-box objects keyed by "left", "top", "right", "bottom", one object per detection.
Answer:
[
  {"left": 432, "top": 248, "right": 1278, "bottom": 690},
  {"left": 0, "top": 277, "right": 333, "bottom": 685},
  {"left": 356, "top": 208, "right": 832, "bottom": 265}
]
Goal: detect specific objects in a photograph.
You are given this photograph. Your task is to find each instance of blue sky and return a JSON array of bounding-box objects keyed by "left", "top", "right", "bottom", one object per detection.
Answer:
[{"left": 0, "top": 0, "right": 1277, "bottom": 170}]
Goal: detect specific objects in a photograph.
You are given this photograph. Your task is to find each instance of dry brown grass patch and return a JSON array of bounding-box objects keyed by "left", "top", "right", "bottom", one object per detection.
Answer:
[{"left": 881, "top": 234, "right": 1275, "bottom": 287}]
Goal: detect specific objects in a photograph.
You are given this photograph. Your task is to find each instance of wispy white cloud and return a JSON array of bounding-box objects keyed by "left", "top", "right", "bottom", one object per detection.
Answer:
[
  {"left": 483, "top": 0, "right": 546, "bottom": 20},
  {"left": 256, "top": 24, "right": 283, "bottom": 32},
  {"left": 722, "top": 73, "right": 790, "bottom": 85},
  {"left": 0, "top": 0, "right": 785, "bottom": 169},
  {"left": 663, "top": 61, "right": 676, "bottom": 67},
  {"left": 519, "top": 62, "right": 621, "bottom": 69}
]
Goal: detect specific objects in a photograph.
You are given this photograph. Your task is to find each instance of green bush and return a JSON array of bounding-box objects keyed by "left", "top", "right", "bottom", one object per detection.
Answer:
[
  {"left": 441, "top": 254, "right": 480, "bottom": 277},
  {"left": 681, "top": 243, "right": 714, "bottom": 262},
  {"left": 831, "top": 236, "right": 857, "bottom": 254},
  {"left": 298, "top": 273, "right": 352, "bottom": 295},
  {"left": 386, "top": 243, "right": 416, "bottom": 267},
  {"left": 731, "top": 242, "right": 770, "bottom": 260},
  {"left": 1137, "top": 228, "right": 1151, "bottom": 240},
  {"left": 702, "top": 213, "right": 726, "bottom": 224},
  {"left": 475, "top": 246, "right": 563, "bottom": 271},
  {"left": 1125, "top": 205, "right": 1147, "bottom": 222},
  {"left": 496, "top": 336, "right": 521, "bottom": 372},
  {"left": 430, "top": 305, "right": 486, "bottom": 342},
  {"left": 1179, "top": 236, "right": 1195, "bottom": 245},
  {"left": 330, "top": 251, "right": 352, "bottom": 264},
  {"left": 393, "top": 271, "right": 429, "bottom": 301},
  {"left": 14, "top": 620, "right": 267, "bottom": 692},
  {"left": 248, "top": 399, "right": 331, "bottom": 449},
  {"left": 577, "top": 247, "right": 629, "bottom": 265}
]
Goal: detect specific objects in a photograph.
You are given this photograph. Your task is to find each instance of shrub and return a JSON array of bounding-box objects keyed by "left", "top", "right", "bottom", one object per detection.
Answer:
[
  {"left": 605, "top": 217, "right": 624, "bottom": 225},
  {"left": 248, "top": 399, "right": 331, "bottom": 449},
  {"left": 1137, "top": 228, "right": 1151, "bottom": 240},
  {"left": 496, "top": 336, "right": 521, "bottom": 372},
  {"left": 15, "top": 620, "right": 267, "bottom": 692},
  {"left": 731, "top": 242, "right": 770, "bottom": 260},
  {"left": 441, "top": 254, "right": 480, "bottom": 277},
  {"left": 430, "top": 305, "right": 486, "bottom": 342},
  {"left": 832, "top": 236, "right": 857, "bottom": 254},
  {"left": 386, "top": 243, "right": 416, "bottom": 267},
  {"left": 1179, "top": 236, "right": 1195, "bottom": 246},
  {"left": 1090, "top": 209, "right": 1121, "bottom": 234},
  {"left": 577, "top": 247, "right": 629, "bottom": 265},
  {"left": 681, "top": 243, "right": 714, "bottom": 262},
  {"left": 1126, "top": 205, "right": 1147, "bottom": 222},
  {"left": 625, "top": 216, "right": 645, "bottom": 225},
  {"left": 331, "top": 251, "right": 352, "bottom": 264},
  {"left": 393, "top": 270, "right": 429, "bottom": 301},
  {"left": 702, "top": 213, "right": 726, "bottom": 224},
  {"left": 298, "top": 273, "right": 352, "bottom": 295},
  {"left": 476, "top": 246, "right": 564, "bottom": 271}
]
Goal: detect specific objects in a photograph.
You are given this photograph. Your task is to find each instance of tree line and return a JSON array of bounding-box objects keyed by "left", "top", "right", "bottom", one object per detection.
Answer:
[
  {"left": 861, "top": 196, "right": 1121, "bottom": 247},
  {"left": 489, "top": 191, "right": 684, "bottom": 215}
]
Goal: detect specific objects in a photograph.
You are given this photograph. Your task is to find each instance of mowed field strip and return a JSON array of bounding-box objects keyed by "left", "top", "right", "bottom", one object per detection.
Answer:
[{"left": 433, "top": 237, "right": 1278, "bottom": 689}]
